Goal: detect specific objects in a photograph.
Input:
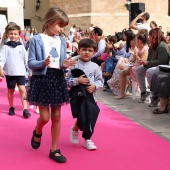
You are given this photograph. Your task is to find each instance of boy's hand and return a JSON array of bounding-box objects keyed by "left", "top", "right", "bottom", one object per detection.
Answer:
[
  {"left": 44, "top": 55, "right": 51, "bottom": 67},
  {"left": 78, "top": 74, "right": 90, "bottom": 85},
  {"left": 86, "top": 84, "right": 96, "bottom": 93},
  {"left": 0, "top": 67, "right": 6, "bottom": 77}
]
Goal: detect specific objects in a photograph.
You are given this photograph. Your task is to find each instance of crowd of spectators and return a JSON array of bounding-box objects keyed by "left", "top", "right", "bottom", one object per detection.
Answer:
[
  {"left": 65, "top": 12, "right": 170, "bottom": 115},
  {"left": 1, "top": 11, "right": 170, "bottom": 115}
]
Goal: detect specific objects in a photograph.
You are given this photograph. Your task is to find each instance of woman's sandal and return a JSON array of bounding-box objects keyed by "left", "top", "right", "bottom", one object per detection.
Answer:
[
  {"left": 153, "top": 108, "right": 169, "bottom": 114},
  {"left": 114, "top": 94, "right": 126, "bottom": 100},
  {"left": 49, "top": 149, "right": 66, "bottom": 163},
  {"left": 31, "top": 129, "right": 42, "bottom": 149}
]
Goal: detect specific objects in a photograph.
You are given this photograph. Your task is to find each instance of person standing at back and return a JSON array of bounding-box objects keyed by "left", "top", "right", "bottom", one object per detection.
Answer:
[
  {"left": 27, "top": 7, "right": 76, "bottom": 163},
  {"left": 130, "top": 12, "right": 150, "bottom": 33},
  {"left": 69, "top": 24, "right": 76, "bottom": 35},
  {"left": 0, "top": 24, "right": 31, "bottom": 118}
]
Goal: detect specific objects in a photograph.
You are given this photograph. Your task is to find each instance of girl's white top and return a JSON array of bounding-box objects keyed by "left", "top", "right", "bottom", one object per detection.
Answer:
[{"left": 40, "top": 34, "right": 61, "bottom": 69}]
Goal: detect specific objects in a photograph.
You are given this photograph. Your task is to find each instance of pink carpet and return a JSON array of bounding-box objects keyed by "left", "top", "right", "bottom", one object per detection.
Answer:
[{"left": 0, "top": 79, "right": 170, "bottom": 170}]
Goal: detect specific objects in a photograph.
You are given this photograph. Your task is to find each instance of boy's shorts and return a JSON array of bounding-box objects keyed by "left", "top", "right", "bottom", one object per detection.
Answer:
[{"left": 6, "top": 75, "right": 25, "bottom": 89}]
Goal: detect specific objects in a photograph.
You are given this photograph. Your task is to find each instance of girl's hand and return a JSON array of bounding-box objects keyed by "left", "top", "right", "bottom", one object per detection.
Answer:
[
  {"left": 28, "top": 71, "right": 32, "bottom": 78},
  {"left": 62, "top": 56, "right": 76, "bottom": 68},
  {"left": 129, "top": 48, "right": 134, "bottom": 55},
  {"left": 86, "top": 84, "right": 96, "bottom": 93},
  {"left": 44, "top": 55, "right": 51, "bottom": 67},
  {"left": 0, "top": 76, "right": 3, "bottom": 82},
  {"left": 119, "top": 43, "right": 124, "bottom": 50},
  {"left": 133, "top": 46, "right": 138, "bottom": 54},
  {"left": 138, "top": 59, "right": 148, "bottom": 65}
]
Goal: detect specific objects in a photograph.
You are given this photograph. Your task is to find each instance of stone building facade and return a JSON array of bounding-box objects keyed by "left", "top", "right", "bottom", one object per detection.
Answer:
[
  {"left": 0, "top": 0, "right": 24, "bottom": 29},
  {"left": 24, "top": 0, "right": 170, "bottom": 36}
]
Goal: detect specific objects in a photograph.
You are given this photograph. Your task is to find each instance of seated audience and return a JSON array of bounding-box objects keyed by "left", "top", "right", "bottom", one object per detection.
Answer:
[
  {"left": 150, "top": 69, "right": 170, "bottom": 114},
  {"left": 114, "top": 29, "right": 149, "bottom": 99},
  {"left": 136, "top": 28, "right": 169, "bottom": 104}
]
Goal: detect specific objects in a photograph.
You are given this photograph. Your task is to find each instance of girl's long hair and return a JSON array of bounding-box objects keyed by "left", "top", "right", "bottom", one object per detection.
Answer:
[
  {"left": 42, "top": 7, "right": 69, "bottom": 32},
  {"left": 124, "top": 29, "right": 135, "bottom": 52}
]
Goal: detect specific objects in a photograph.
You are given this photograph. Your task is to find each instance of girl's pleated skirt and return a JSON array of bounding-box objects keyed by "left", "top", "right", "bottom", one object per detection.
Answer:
[{"left": 27, "top": 68, "right": 69, "bottom": 107}]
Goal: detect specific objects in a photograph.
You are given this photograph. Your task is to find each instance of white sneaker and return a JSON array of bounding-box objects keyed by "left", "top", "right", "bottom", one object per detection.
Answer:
[
  {"left": 70, "top": 126, "right": 79, "bottom": 144},
  {"left": 29, "top": 105, "right": 34, "bottom": 109},
  {"left": 35, "top": 108, "right": 39, "bottom": 114},
  {"left": 84, "top": 140, "right": 97, "bottom": 150}
]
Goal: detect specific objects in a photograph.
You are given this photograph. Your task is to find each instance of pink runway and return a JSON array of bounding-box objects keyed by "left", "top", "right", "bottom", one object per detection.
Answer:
[{"left": 0, "top": 79, "right": 170, "bottom": 170}]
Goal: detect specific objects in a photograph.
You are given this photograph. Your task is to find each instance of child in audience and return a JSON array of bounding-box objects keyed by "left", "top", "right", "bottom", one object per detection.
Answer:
[{"left": 115, "top": 29, "right": 149, "bottom": 99}]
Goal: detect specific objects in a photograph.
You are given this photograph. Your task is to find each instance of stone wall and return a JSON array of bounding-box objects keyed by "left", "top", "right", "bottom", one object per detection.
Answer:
[{"left": 49, "top": 0, "right": 170, "bottom": 36}]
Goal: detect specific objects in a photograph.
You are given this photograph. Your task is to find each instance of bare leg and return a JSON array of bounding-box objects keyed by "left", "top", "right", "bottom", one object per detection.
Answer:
[
  {"left": 159, "top": 98, "right": 168, "bottom": 111},
  {"left": 7, "top": 89, "right": 15, "bottom": 107},
  {"left": 51, "top": 106, "right": 61, "bottom": 156},
  {"left": 18, "top": 85, "right": 27, "bottom": 110},
  {"left": 73, "top": 121, "right": 79, "bottom": 131},
  {"left": 34, "top": 106, "right": 50, "bottom": 142},
  {"left": 101, "top": 62, "right": 105, "bottom": 72},
  {"left": 114, "top": 73, "right": 127, "bottom": 99}
]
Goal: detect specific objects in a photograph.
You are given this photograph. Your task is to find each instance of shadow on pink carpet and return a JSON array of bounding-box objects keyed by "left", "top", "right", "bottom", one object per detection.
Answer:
[{"left": 0, "top": 80, "right": 170, "bottom": 170}]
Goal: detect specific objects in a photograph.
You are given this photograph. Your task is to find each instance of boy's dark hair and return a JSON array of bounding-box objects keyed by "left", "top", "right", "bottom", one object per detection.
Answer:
[
  {"left": 7, "top": 24, "right": 21, "bottom": 34},
  {"left": 93, "top": 27, "right": 103, "bottom": 36},
  {"left": 78, "top": 38, "right": 96, "bottom": 52}
]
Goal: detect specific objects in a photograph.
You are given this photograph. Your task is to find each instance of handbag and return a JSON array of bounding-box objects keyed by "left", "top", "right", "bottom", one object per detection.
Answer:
[{"left": 158, "top": 65, "right": 170, "bottom": 72}]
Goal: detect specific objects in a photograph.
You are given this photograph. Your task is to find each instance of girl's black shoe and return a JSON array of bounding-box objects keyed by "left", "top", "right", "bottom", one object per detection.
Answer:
[
  {"left": 8, "top": 107, "right": 15, "bottom": 116},
  {"left": 31, "top": 129, "right": 42, "bottom": 149},
  {"left": 49, "top": 149, "right": 66, "bottom": 163}
]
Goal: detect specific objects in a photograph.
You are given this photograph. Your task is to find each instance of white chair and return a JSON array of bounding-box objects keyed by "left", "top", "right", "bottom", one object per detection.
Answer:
[
  {"left": 132, "top": 79, "right": 136, "bottom": 100},
  {"left": 131, "top": 77, "right": 150, "bottom": 101}
]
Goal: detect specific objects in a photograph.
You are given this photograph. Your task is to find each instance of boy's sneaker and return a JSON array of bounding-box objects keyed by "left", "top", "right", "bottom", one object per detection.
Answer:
[
  {"left": 8, "top": 107, "right": 15, "bottom": 116},
  {"left": 70, "top": 126, "right": 79, "bottom": 144},
  {"left": 36, "top": 108, "right": 40, "bottom": 114},
  {"left": 84, "top": 140, "right": 97, "bottom": 150},
  {"left": 29, "top": 105, "right": 34, "bottom": 109},
  {"left": 23, "top": 109, "right": 31, "bottom": 118}
]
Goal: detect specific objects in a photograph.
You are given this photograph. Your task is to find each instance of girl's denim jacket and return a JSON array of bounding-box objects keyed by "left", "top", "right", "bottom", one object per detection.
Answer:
[{"left": 28, "top": 34, "right": 67, "bottom": 75}]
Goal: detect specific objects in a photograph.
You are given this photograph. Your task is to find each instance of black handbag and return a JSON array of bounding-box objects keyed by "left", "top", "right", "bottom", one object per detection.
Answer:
[{"left": 159, "top": 65, "right": 170, "bottom": 72}]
